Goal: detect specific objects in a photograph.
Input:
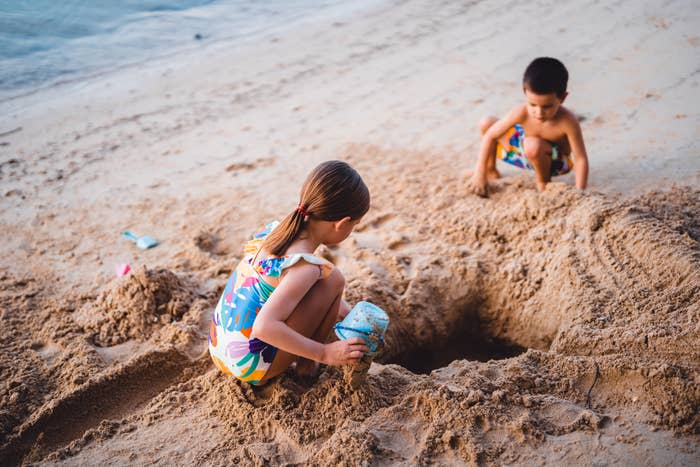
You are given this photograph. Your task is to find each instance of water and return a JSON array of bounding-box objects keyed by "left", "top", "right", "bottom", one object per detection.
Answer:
[{"left": 0, "top": 0, "right": 350, "bottom": 102}]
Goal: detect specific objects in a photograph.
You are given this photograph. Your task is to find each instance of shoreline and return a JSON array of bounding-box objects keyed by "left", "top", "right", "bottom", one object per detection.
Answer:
[{"left": 0, "top": 0, "right": 383, "bottom": 109}]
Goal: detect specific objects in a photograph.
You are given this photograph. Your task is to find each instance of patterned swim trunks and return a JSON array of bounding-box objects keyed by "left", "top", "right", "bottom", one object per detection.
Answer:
[{"left": 496, "top": 124, "right": 573, "bottom": 176}]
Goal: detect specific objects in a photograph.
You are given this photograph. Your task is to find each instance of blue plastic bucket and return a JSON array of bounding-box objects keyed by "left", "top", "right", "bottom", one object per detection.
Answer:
[{"left": 335, "top": 301, "right": 389, "bottom": 355}]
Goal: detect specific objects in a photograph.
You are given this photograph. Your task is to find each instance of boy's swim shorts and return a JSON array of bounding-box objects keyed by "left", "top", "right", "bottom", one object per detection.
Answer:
[{"left": 496, "top": 124, "right": 573, "bottom": 176}]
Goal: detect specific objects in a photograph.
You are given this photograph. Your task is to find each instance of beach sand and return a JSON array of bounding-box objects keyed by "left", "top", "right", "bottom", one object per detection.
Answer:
[{"left": 1, "top": 0, "right": 699, "bottom": 464}]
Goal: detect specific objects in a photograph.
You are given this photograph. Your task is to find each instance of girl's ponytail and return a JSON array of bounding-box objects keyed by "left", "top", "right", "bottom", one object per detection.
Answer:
[
  {"left": 262, "top": 160, "right": 369, "bottom": 257},
  {"left": 262, "top": 208, "right": 306, "bottom": 257}
]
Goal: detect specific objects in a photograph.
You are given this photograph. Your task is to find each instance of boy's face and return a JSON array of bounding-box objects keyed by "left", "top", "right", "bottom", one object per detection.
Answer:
[{"left": 524, "top": 88, "right": 567, "bottom": 122}]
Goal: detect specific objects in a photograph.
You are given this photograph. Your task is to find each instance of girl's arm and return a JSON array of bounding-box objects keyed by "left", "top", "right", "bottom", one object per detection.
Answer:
[{"left": 251, "top": 264, "right": 365, "bottom": 364}]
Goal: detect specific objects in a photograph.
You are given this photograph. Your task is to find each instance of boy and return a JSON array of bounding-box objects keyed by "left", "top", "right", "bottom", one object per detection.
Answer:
[{"left": 468, "top": 57, "right": 589, "bottom": 196}]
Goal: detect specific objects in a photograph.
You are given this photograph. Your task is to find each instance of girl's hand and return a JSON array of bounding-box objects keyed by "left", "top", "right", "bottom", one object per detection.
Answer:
[{"left": 322, "top": 338, "right": 369, "bottom": 365}]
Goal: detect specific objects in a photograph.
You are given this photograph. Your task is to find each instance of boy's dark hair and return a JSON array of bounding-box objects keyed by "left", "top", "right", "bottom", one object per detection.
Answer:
[{"left": 523, "top": 57, "right": 569, "bottom": 98}]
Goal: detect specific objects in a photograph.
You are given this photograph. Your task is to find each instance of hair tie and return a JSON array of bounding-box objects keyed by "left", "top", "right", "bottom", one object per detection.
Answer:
[{"left": 296, "top": 204, "right": 310, "bottom": 217}]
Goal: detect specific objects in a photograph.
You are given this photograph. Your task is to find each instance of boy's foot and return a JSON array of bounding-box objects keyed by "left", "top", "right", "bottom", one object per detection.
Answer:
[{"left": 486, "top": 168, "right": 501, "bottom": 180}]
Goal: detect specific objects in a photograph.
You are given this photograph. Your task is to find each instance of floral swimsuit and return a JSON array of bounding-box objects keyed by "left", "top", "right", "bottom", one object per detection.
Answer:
[{"left": 208, "top": 222, "right": 333, "bottom": 385}]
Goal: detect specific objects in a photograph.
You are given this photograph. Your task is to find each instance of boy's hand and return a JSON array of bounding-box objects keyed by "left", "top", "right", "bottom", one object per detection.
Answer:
[
  {"left": 468, "top": 172, "right": 489, "bottom": 197},
  {"left": 322, "top": 338, "right": 369, "bottom": 365}
]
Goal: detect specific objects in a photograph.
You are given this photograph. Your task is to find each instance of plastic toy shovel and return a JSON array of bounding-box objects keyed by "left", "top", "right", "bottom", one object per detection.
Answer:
[{"left": 123, "top": 230, "right": 159, "bottom": 250}]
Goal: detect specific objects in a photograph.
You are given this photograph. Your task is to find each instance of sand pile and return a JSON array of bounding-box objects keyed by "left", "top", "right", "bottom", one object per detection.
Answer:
[{"left": 73, "top": 267, "right": 200, "bottom": 347}]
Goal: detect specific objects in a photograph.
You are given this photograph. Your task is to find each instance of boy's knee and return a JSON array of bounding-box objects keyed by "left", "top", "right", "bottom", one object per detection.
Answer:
[
  {"left": 523, "top": 136, "right": 547, "bottom": 160},
  {"left": 478, "top": 116, "right": 497, "bottom": 134}
]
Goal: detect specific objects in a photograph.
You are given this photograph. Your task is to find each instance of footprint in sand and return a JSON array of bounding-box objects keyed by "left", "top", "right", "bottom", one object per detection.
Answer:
[
  {"left": 386, "top": 233, "right": 410, "bottom": 250},
  {"left": 193, "top": 231, "right": 220, "bottom": 254},
  {"left": 354, "top": 212, "right": 394, "bottom": 232},
  {"left": 225, "top": 156, "right": 276, "bottom": 174},
  {"left": 353, "top": 212, "right": 413, "bottom": 251},
  {"left": 30, "top": 340, "right": 63, "bottom": 366}
]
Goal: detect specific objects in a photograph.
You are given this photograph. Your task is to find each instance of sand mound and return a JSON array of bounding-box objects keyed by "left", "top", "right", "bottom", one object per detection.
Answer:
[
  {"left": 73, "top": 267, "right": 199, "bottom": 347},
  {"left": 634, "top": 186, "right": 700, "bottom": 245}
]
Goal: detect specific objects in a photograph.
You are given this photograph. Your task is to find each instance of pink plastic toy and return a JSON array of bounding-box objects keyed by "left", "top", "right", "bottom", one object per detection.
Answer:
[{"left": 115, "top": 263, "right": 131, "bottom": 277}]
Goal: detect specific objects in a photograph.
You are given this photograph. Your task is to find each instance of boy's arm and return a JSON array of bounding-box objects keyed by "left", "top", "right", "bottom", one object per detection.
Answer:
[
  {"left": 566, "top": 118, "right": 589, "bottom": 190},
  {"left": 483, "top": 106, "right": 525, "bottom": 143},
  {"left": 469, "top": 106, "right": 524, "bottom": 196}
]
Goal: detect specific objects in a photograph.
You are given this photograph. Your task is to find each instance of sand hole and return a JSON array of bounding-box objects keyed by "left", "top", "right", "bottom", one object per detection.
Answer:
[
  {"left": 72, "top": 267, "right": 198, "bottom": 347},
  {"left": 388, "top": 314, "right": 529, "bottom": 374}
]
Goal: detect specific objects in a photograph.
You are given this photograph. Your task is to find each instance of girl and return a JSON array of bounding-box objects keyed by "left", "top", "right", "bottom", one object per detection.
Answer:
[{"left": 209, "top": 160, "right": 370, "bottom": 385}]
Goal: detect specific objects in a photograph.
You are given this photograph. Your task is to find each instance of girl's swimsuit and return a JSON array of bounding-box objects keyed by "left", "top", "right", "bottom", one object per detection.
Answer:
[
  {"left": 208, "top": 222, "right": 333, "bottom": 385},
  {"left": 496, "top": 124, "right": 574, "bottom": 176}
]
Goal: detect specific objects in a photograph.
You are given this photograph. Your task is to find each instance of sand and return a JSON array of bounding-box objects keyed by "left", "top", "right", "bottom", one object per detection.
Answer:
[{"left": 1, "top": 0, "right": 699, "bottom": 465}]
